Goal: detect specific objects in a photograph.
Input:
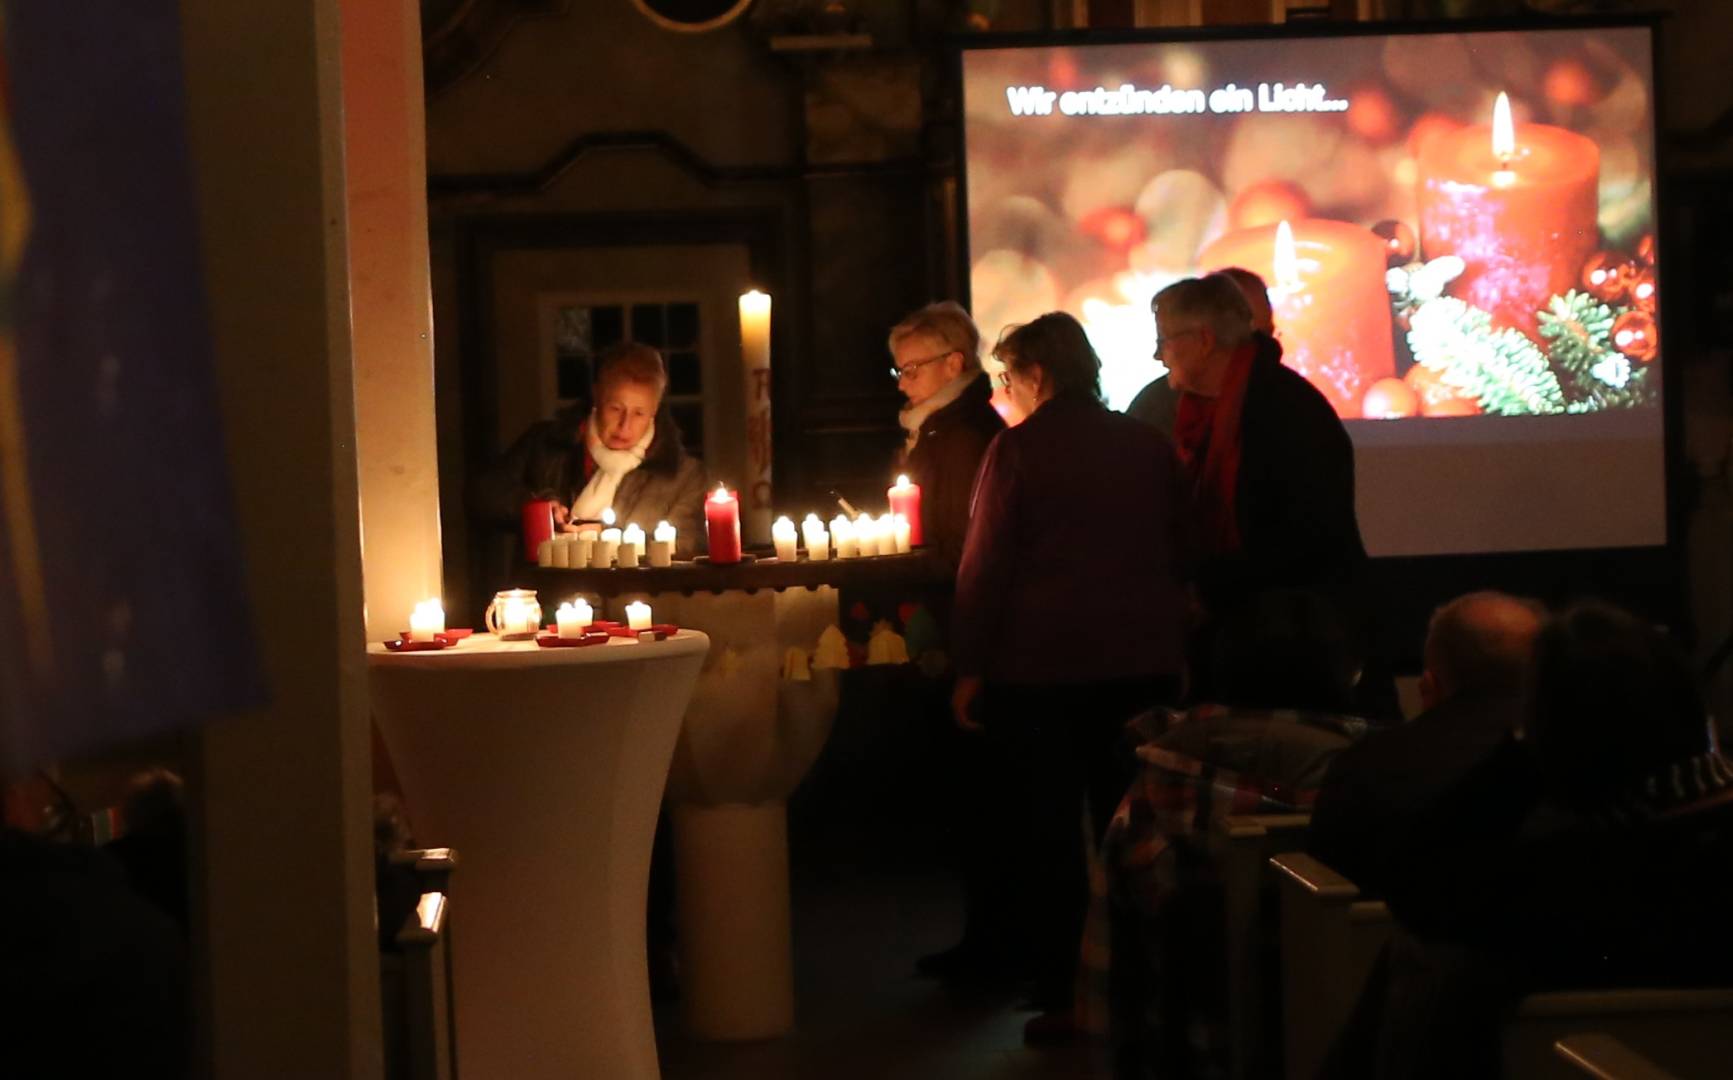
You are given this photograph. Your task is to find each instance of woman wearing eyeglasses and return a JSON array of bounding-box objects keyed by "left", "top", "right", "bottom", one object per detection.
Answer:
[
  {"left": 951, "top": 311, "right": 1189, "bottom": 1044},
  {"left": 889, "top": 302, "right": 1005, "bottom": 567}
]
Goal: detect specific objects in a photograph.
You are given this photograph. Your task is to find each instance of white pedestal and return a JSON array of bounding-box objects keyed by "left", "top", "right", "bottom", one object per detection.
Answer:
[
  {"left": 367, "top": 631, "right": 709, "bottom": 1080},
  {"left": 672, "top": 802, "right": 795, "bottom": 1040}
]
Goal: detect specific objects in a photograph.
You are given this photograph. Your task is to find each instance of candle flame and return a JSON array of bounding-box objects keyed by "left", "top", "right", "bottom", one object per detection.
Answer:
[
  {"left": 895, "top": 474, "right": 910, "bottom": 488},
  {"left": 1273, "top": 220, "right": 1302, "bottom": 291},
  {"left": 601, "top": 507, "right": 615, "bottom": 526},
  {"left": 657, "top": 520, "right": 670, "bottom": 530},
  {"left": 1492, "top": 92, "right": 1515, "bottom": 165},
  {"left": 712, "top": 483, "right": 730, "bottom": 501}
]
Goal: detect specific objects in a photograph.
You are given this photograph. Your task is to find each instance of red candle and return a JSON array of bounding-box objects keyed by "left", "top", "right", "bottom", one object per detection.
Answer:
[
  {"left": 1417, "top": 92, "right": 1599, "bottom": 340},
  {"left": 704, "top": 484, "right": 742, "bottom": 564},
  {"left": 1198, "top": 218, "right": 1395, "bottom": 418},
  {"left": 887, "top": 474, "right": 923, "bottom": 547}
]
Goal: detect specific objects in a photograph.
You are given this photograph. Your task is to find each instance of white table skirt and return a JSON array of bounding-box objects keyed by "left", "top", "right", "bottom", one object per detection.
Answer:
[{"left": 368, "top": 631, "right": 709, "bottom": 1079}]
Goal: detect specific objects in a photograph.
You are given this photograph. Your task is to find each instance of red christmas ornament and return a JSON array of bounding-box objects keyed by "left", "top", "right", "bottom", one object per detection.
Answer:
[
  {"left": 1635, "top": 233, "right": 1656, "bottom": 266},
  {"left": 1371, "top": 219, "right": 1417, "bottom": 267},
  {"left": 1229, "top": 180, "right": 1312, "bottom": 231},
  {"left": 1581, "top": 251, "right": 1629, "bottom": 302},
  {"left": 1405, "top": 365, "right": 1481, "bottom": 416},
  {"left": 1626, "top": 265, "right": 1658, "bottom": 313},
  {"left": 1347, "top": 85, "right": 1403, "bottom": 146},
  {"left": 1362, "top": 377, "right": 1420, "bottom": 419},
  {"left": 1612, "top": 310, "right": 1658, "bottom": 362},
  {"left": 1078, "top": 205, "right": 1148, "bottom": 255}
]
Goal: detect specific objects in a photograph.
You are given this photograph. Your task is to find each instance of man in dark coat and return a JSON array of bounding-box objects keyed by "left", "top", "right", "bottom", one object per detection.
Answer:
[
  {"left": 1306, "top": 590, "right": 1543, "bottom": 897},
  {"left": 469, "top": 342, "right": 707, "bottom": 557},
  {"left": 1151, "top": 274, "right": 1372, "bottom": 708}
]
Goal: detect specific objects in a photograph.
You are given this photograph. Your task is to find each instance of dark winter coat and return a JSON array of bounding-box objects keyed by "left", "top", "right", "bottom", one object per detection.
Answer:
[
  {"left": 900, "top": 372, "right": 1005, "bottom": 568},
  {"left": 469, "top": 403, "right": 708, "bottom": 557}
]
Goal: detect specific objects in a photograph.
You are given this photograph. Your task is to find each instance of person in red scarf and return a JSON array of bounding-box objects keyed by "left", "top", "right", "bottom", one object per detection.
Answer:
[{"left": 1151, "top": 274, "right": 1368, "bottom": 699}]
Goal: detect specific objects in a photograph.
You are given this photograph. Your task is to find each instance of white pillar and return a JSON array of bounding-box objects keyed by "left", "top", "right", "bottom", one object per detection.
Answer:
[
  {"left": 344, "top": 0, "right": 442, "bottom": 642},
  {"left": 181, "top": 0, "right": 382, "bottom": 1075}
]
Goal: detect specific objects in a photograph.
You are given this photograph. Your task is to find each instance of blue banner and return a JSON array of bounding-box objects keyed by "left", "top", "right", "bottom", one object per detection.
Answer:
[{"left": 0, "top": 2, "right": 265, "bottom": 776}]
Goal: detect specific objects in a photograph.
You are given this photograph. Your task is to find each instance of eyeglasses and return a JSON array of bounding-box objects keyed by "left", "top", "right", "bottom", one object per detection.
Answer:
[
  {"left": 1153, "top": 328, "right": 1203, "bottom": 360},
  {"left": 890, "top": 350, "right": 955, "bottom": 381},
  {"left": 992, "top": 370, "right": 1012, "bottom": 390}
]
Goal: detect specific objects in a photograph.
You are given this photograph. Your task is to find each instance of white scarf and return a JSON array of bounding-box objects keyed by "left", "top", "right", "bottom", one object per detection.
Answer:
[
  {"left": 898, "top": 372, "right": 976, "bottom": 454},
  {"left": 572, "top": 413, "right": 655, "bottom": 521}
]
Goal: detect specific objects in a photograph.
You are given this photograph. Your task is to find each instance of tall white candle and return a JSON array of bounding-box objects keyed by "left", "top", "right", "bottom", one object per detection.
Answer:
[
  {"left": 536, "top": 538, "right": 555, "bottom": 567},
  {"left": 551, "top": 536, "right": 571, "bottom": 569},
  {"left": 739, "top": 289, "right": 773, "bottom": 545},
  {"left": 408, "top": 599, "right": 444, "bottom": 642},
  {"left": 556, "top": 600, "right": 592, "bottom": 638},
  {"left": 854, "top": 513, "right": 880, "bottom": 557},
  {"left": 892, "top": 513, "right": 912, "bottom": 554},
  {"left": 649, "top": 520, "right": 676, "bottom": 567},
  {"left": 619, "top": 523, "right": 645, "bottom": 568},
  {"left": 831, "top": 514, "right": 857, "bottom": 559},
  {"left": 625, "top": 600, "right": 653, "bottom": 631},
  {"left": 802, "top": 513, "right": 830, "bottom": 561},
  {"left": 772, "top": 516, "right": 798, "bottom": 562}
]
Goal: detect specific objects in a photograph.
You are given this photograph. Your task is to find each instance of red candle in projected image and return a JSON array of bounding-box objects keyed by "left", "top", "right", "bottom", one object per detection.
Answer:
[
  {"left": 1417, "top": 92, "right": 1600, "bottom": 340},
  {"left": 1198, "top": 218, "right": 1395, "bottom": 418},
  {"left": 704, "top": 484, "right": 742, "bottom": 564}
]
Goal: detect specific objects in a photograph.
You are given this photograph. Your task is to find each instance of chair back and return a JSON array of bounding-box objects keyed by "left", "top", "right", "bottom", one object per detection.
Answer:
[
  {"left": 1209, "top": 813, "right": 1312, "bottom": 1080},
  {"left": 1505, "top": 986, "right": 1733, "bottom": 1079}
]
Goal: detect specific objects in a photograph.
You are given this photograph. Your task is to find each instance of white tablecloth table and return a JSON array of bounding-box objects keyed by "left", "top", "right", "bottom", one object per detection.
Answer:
[{"left": 367, "top": 630, "right": 709, "bottom": 1079}]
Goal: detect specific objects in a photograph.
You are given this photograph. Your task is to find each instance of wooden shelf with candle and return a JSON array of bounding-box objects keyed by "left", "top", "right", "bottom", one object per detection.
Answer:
[{"left": 526, "top": 549, "right": 949, "bottom": 600}]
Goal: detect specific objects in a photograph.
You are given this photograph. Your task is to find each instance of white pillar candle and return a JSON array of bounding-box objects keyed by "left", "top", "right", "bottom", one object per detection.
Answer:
[
  {"left": 772, "top": 516, "right": 799, "bottom": 562},
  {"left": 649, "top": 520, "right": 676, "bottom": 567},
  {"left": 830, "top": 515, "right": 857, "bottom": 559},
  {"left": 500, "top": 597, "right": 534, "bottom": 635},
  {"left": 854, "top": 513, "right": 879, "bottom": 557},
  {"left": 739, "top": 289, "right": 773, "bottom": 545},
  {"left": 802, "top": 513, "right": 830, "bottom": 561},
  {"left": 892, "top": 513, "right": 912, "bottom": 554},
  {"left": 619, "top": 523, "right": 644, "bottom": 568},
  {"left": 536, "top": 538, "right": 555, "bottom": 567},
  {"left": 408, "top": 599, "right": 444, "bottom": 642},
  {"left": 555, "top": 600, "right": 591, "bottom": 638},
  {"left": 551, "top": 536, "right": 571, "bottom": 569},
  {"left": 572, "top": 535, "right": 594, "bottom": 568},
  {"left": 592, "top": 528, "right": 621, "bottom": 569},
  {"left": 625, "top": 600, "right": 653, "bottom": 631}
]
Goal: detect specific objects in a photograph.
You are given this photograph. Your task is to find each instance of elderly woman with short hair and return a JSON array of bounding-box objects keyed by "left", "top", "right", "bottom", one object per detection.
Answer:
[
  {"left": 951, "top": 311, "right": 1189, "bottom": 1041},
  {"left": 889, "top": 301, "right": 1004, "bottom": 566},
  {"left": 471, "top": 341, "right": 708, "bottom": 556}
]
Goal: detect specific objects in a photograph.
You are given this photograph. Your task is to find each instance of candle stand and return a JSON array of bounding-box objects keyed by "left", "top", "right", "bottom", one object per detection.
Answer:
[
  {"left": 367, "top": 631, "right": 710, "bottom": 1079},
  {"left": 529, "top": 552, "right": 947, "bottom": 1041}
]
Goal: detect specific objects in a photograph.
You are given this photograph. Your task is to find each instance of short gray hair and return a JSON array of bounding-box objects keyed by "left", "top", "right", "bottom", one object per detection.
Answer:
[
  {"left": 1152, "top": 275, "right": 1254, "bottom": 350},
  {"left": 1424, "top": 591, "right": 1545, "bottom": 698},
  {"left": 888, "top": 301, "right": 982, "bottom": 373}
]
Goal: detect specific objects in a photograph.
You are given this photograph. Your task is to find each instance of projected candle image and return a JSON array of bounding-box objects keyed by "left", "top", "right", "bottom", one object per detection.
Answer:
[{"left": 962, "top": 28, "right": 1661, "bottom": 423}]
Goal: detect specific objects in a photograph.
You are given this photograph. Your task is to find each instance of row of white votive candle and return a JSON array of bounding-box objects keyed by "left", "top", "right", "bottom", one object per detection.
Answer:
[
  {"left": 538, "top": 521, "right": 676, "bottom": 569},
  {"left": 773, "top": 512, "right": 911, "bottom": 562},
  {"left": 553, "top": 599, "right": 654, "bottom": 636}
]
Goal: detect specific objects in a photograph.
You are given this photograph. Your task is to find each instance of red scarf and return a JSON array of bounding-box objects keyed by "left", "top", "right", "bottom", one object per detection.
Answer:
[{"left": 1173, "top": 341, "right": 1256, "bottom": 555}]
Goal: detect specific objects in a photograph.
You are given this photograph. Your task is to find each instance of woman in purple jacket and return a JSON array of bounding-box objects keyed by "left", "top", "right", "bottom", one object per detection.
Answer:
[{"left": 951, "top": 311, "right": 1190, "bottom": 1042}]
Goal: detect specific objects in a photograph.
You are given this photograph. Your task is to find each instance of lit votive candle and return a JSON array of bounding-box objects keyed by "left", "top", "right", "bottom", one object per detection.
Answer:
[
  {"left": 408, "top": 599, "right": 444, "bottom": 642},
  {"left": 619, "top": 523, "right": 645, "bottom": 568},
  {"left": 593, "top": 527, "right": 621, "bottom": 569},
  {"left": 772, "top": 515, "right": 799, "bottom": 562},
  {"left": 556, "top": 600, "right": 591, "bottom": 638},
  {"left": 500, "top": 597, "right": 534, "bottom": 636},
  {"left": 855, "top": 513, "right": 880, "bottom": 557},
  {"left": 802, "top": 513, "right": 830, "bottom": 561},
  {"left": 649, "top": 521, "right": 676, "bottom": 567},
  {"left": 626, "top": 600, "right": 653, "bottom": 631},
  {"left": 892, "top": 513, "right": 912, "bottom": 554},
  {"left": 831, "top": 514, "right": 857, "bottom": 559}
]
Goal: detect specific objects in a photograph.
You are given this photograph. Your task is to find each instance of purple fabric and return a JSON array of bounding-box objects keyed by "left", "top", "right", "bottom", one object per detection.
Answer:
[
  {"left": 953, "top": 394, "right": 1189, "bottom": 685},
  {"left": 0, "top": 3, "right": 264, "bottom": 776}
]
